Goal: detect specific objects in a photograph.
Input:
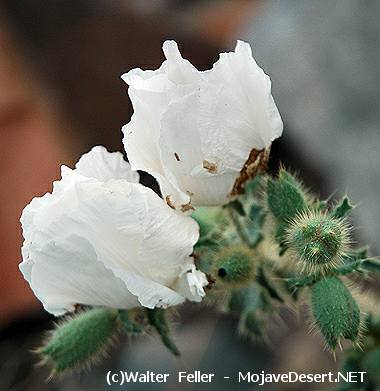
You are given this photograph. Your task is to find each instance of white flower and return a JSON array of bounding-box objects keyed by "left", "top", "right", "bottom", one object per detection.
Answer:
[
  {"left": 122, "top": 40, "right": 283, "bottom": 210},
  {"left": 20, "top": 146, "right": 207, "bottom": 316}
]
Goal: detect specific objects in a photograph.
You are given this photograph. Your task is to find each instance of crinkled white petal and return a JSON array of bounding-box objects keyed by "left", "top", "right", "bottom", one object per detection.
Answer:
[
  {"left": 174, "top": 264, "right": 208, "bottom": 303},
  {"left": 20, "top": 147, "right": 205, "bottom": 315},
  {"left": 122, "top": 40, "right": 283, "bottom": 208},
  {"left": 75, "top": 145, "right": 139, "bottom": 183},
  {"left": 198, "top": 40, "right": 283, "bottom": 172}
]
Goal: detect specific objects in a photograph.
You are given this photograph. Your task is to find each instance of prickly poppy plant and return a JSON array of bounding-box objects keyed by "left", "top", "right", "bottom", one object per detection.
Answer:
[{"left": 20, "top": 40, "right": 380, "bottom": 389}]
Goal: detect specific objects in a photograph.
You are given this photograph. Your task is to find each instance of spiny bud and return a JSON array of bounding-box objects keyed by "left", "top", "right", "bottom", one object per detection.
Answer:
[
  {"left": 311, "top": 277, "right": 361, "bottom": 350},
  {"left": 214, "top": 245, "right": 254, "bottom": 285},
  {"left": 286, "top": 210, "right": 350, "bottom": 274},
  {"left": 267, "top": 169, "right": 307, "bottom": 222},
  {"left": 39, "top": 308, "right": 119, "bottom": 374}
]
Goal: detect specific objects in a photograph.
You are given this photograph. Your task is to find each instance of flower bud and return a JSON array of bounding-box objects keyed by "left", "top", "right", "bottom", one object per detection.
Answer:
[
  {"left": 311, "top": 277, "right": 361, "bottom": 350},
  {"left": 286, "top": 211, "right": 350, "bottom": 274},
  {"left": 40, "top": 308, "right": 119, "bottom": 374},
  {"left": 267, "top": 169, "right": 307, "bottom": 222},
  {"left": 214, "top": 245, "right": 254, "bottom": 285}
]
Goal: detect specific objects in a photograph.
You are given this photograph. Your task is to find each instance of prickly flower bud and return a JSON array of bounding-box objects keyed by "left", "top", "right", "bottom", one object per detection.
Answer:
[
  {"left": 214, "top": 245, "right": 254, "bottom": 285},
  {"left": 311, "top": 277, "right": 361, "bottom": 350},
  {"left": 40, "top": 308, "right": 119, "bottom": 374},
  {"left": 267, "top": 169, "right": 307, "bottom": 222},
  {"left": 286, "top": 210, "right": 350, "bottom": 274}
]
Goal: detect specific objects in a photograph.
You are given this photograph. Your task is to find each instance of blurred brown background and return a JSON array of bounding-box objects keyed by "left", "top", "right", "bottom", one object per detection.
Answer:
[{"left": 0, "top": 1, "right": 378, "bottom": 390}]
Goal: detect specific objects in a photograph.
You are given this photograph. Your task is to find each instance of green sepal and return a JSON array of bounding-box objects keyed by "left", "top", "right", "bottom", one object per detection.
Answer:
[
  {"left": 147, "top": 308, "right": 180, "bottom": 356},
  {"left": 40, "top": 308, "right": 119, "bottom": 374},
  {"left": 311, "top": 277, "right": 361, "bottom": 350},
  {"left": 331, "top": 196, "right": 354, "bottom": 219},
  {"left": 361, "top": 258, "right": 380, "bottom": 273}
]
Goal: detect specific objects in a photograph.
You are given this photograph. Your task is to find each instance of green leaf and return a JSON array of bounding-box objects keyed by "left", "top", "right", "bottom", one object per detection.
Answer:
[{"left": 331, "top": 196, "right": 354, "bottom": 219}]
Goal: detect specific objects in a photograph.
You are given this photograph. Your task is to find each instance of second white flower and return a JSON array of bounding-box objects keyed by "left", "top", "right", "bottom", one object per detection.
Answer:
[{"left": 122, "top": 40, "right": 283, "bottom": 210}]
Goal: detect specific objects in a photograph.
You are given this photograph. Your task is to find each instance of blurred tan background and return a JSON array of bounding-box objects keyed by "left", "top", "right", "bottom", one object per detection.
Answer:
[{"left": 0, "top": 1, "right": 378, "bottom": 390}]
